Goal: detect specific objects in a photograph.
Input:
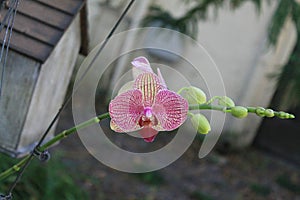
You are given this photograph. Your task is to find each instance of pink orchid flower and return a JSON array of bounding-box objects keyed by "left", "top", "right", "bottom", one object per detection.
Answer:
[{"left": 109, "top": 57, "right": 188, "bottom": 142}]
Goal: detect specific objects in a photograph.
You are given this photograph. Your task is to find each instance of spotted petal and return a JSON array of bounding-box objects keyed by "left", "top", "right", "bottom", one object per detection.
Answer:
[
  {"left": 134, "top": 72, "right": 165, "bottom": 107},
  {"left": 109, "top": 89, "right": 144, "bottom": 132},
  {"left": 152, "top": 90, "right": 188, "bottom": 131},
  {"left": 132, "top": 56, "right": 153, "bottom": 78}
]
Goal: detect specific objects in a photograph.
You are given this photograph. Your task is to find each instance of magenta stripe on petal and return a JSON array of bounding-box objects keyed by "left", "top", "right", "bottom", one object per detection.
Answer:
[
  {"left": 134, "top": 73, "right": 165, "bottom": 107},
  {"left": 109, "top": 89, "right": 144, "bottom": 132},
  {"left": 152, "top": 90, "right": 188, "bottom": 131}
]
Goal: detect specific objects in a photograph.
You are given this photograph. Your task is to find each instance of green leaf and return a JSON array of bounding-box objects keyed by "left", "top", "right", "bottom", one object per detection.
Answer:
[{"left": 268, "top": 0, "right": 291, "bottom": 45}]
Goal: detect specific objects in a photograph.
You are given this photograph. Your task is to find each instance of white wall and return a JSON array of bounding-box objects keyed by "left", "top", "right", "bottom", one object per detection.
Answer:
[{"left": 143, "top": 0, "right": 297, "bottom": 147}]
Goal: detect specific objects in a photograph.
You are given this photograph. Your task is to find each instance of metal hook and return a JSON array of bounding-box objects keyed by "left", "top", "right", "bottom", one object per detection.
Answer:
[
  {"left": 0, "top": 193, "right": 12, "bottom": 200},
  {"left": 33, "top": 148, "right": 51, "bottom": 162}
]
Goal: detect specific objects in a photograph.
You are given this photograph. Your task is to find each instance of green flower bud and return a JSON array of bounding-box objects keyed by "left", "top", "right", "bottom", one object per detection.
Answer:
[
  {"left": 181, "top": 86, "right": 206, "bottom": 105},
  {"left": 264, "top": 109, "right": 274, "bottom": 117},
  {"left": 255, "top": 107, "right": 266, "bottom": 117},
  {"left": 217, "top": 96, "right": 235, "bottom": 107},
  {"left": 289, "top": 114, "right": 295, "bottom": 119},
  {"left": 276, "top": 111, "right": 295, "bottom": 119},
  {"left": 231, "top": 106, "right": 248, "bottom": 118},
  {"left": 278, "top": 111, "right": 288, "bottom": 119},
  {"left": 191, "top": 113, "right": 211, "bottom": 134}
]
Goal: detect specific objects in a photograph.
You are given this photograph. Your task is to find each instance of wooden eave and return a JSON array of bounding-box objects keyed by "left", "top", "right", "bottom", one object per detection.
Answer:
[{"left": 0, "top": 0, "right": 87, "bottom": 63}]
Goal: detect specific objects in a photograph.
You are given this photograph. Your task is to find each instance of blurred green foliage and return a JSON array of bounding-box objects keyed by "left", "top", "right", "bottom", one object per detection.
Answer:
[
  {"left": 134, "top": 171, "right": 165, "bottom": 186},
  {"left": 0, "top": 153, "right": 88, "bottom": 200},
  {"left": 276, "top": 174, "right": 300, "bottom": 193},
  {"left": 269, "top": 0, "right": 300, "bottom": 107},
  {"left": 190, "top": 190, "right": 214, "bottom": 200},
  {"left": 249, "top": 182, "right": 271, "bottom": 196}
]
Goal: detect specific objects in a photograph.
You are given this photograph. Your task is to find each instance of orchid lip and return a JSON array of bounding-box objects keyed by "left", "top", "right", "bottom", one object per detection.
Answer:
[{"left": 144, "top": 107, "right": 153, "bottom": 118}]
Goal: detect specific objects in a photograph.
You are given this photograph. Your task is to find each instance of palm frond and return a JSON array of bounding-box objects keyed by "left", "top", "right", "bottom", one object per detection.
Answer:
[{"left": 268, "top": 0, "right": 292, "bottom": 45}]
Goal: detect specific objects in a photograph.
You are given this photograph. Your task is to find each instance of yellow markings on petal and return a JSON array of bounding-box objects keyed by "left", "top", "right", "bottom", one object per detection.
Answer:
[
  {"left": 110, "top": 120, "right": 123, "bottom": 132},
  {"left": 134, "top": 73, "right": 164, "bottom": 107}
]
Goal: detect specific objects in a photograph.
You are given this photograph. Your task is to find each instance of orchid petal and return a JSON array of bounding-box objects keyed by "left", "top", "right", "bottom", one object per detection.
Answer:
[
  {"left": 132, "top": 56, "right": 153, "bottom": 78},
  {"left": 152, "top": 90, "right": 188, "bottom": 131},
  {"left": 134, "top": 72, "right": 165, "bottom": 107},
  {"left": 110, "top": 119, "right": 124, "bottom": 132},
  {"left": 109, "top": 89, "right": 144, "bottom": 132},
  {"left": 132, "top": 56, "right": 152, "bottom": 72},
  {"left": 139, "top": 126, "right": 158, "bottom": 142},
  {"left": 157, "top": 68, "right": 167, "bottom": 88}
]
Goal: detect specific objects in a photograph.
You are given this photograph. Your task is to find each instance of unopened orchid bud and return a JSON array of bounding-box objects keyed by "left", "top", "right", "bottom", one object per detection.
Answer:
[
  {"left": 231, "top": 106, "right": 248, "bottom": 118},
  {"left": 191, "top": 113, "right": 211, "bottom": 134},
  {"left": 290, "top": 114, "right": 296, "bottom": 119},
  {"left": 265, "top": 109, "right": 274, "bottom": 117},
  {"left": 255, "top": 107, "right": 266, "bottom": 117},
  {"left": 181, "top": 86, "right": 207, "bottom": 105},
  {"left": 278, "top": 111, "right": 290, "bottom": 119},
  {"left": 217, "top": 96, "right": 235, "bottom": 107}
]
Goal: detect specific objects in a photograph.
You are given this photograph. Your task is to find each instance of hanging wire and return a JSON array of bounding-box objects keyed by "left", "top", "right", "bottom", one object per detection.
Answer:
[
  {"left": 0, "top": 0, "right": 19, "bottom": 99},
  {"left": 0, "top": 1, "right": 20, "bottom": 198},
  {"left": 5, "top": 0, "right": 136, "bottom": 197}
]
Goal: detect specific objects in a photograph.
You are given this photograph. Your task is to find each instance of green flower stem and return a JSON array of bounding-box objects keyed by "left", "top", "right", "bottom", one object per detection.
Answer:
[
  {"left": 177, "top": 87, "right": 188, "bottom": 94},
  {"left": 0, "top": 103, "right": 294, "bottom": 182},
  {"left": 189, "top": 104, "right": 295, "bottom": 119},
  {"left": 247, "top": 107, "right": 295, "bottom": 119},
  {"left": 0, "top": 112, "right": 110, "bottom": 182},
  {"left": 38, "top": 112, "right": 110, "bottom": 152},
  {"left": 189, "top": 104, "right": 228, "bottom": 112},
  {"left": 205, "top": 96, "right": 220, "bottom": 105},
  {"left": 0, "top": 156, "right": 32, "bottom": 182}
]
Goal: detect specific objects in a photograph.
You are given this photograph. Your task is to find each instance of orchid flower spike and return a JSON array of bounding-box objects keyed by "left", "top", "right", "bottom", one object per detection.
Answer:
[{"left": 109, "top": 57, "right": 188, "bottom": 142}]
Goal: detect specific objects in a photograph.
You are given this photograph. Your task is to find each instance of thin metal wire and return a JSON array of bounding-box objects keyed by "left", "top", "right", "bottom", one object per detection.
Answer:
[
  {"left": 0, "top": 0, "right": 18, "bottom": 98},
  {"left": 0, "top": 0, "right": 12, "bottom": 97},
  {"left": 6, "top": 0, "right": 136, "bottom": 195},
  {"left": 0, "top": 1, "right": 11, "bottom": 31},
  {"left": 0, "top": 1, "right": 18, "bottom": 198}
]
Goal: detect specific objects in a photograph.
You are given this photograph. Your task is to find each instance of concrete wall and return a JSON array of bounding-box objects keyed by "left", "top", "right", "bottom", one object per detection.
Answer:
[
  {"left": 18, "top": 15, "right": 82, "bottom": 156},
  {"left": 0, "top": 52, "right": 40, "bottom": 154}
]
